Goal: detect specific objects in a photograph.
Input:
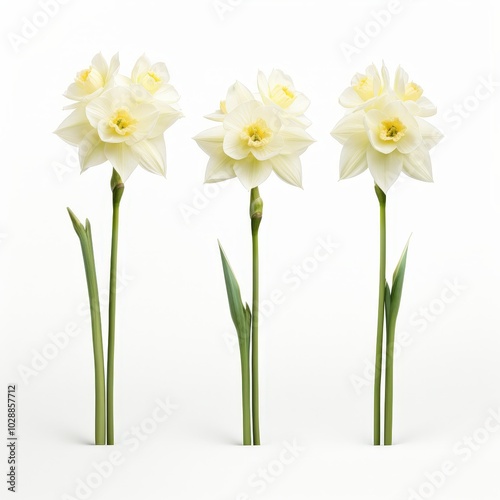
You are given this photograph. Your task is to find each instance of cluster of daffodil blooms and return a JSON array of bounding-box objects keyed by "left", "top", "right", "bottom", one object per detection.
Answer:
[
  {"left": 194, "top": 70, "right": 315, "bottom": 445},
  {"left": 55, "top": 53, "right": 182, "bottom": 445},
  {"left": 331, "top": 63, "right": 443, "bottom": 445},
  {"left": 56, "top": 56, "right": 442, "bottom": 447}
]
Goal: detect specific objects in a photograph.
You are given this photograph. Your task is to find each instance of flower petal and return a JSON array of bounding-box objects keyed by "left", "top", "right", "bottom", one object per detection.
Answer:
[
  {"left": 233, "top": 156, "right": 272, "bottom": 190},
  {"left": 131, "top": 135, "right": 166, "bottom": 176},
  {"left": 417, "top": 118, "right": 443, "bottom": 149},
  {"left": 79, "top": 129, "right": 106, "bottom": 171},
  {"left": 54, "top": 106, "right": 92, "bottom": 146},
  {"left": 331, "top": 111, "right": 364, "bottom": 144},
  {"left": 223, "top": 130, "right": 250, "bottom": 160},
  {"left": 402, "top": 145, "right": 433, "bottom": 182},
  {"left": 223, "top": 100, "right": 261, "bottom": 132},
  {"left": 416, "top": 96, "right": 437, "bottom": 117},
  {"left": 104, "top": 142, "right": 138, "bottom": 181},
  {"left": 280, "top": 126, "right": 315, "bottom": 155},
  {"left": 131, "top": 54, "right": 150, "bottom": 82},
  {"left": 205, "top": 153, "right": 236, "bottom": 183},
  {"left": 269, "top": 154, "right": 302, "bottom": 188},
  {"left": 367, "top": 146, "right": 403, "bottom": 193},
  {"left": 364, "top": 109, "right": 397, "bottom": 154},
  {"left": 193, "top": 126, "right": 225, "bottom": 156},
  {"left": 225, "top": 81, "right": 255, "bottom": 113},
  {"left": 339, "top": 87, "right": 363, "bottom": 108},
  {"left": 339, "top": 132, "right": 369, "bottom": 180}
]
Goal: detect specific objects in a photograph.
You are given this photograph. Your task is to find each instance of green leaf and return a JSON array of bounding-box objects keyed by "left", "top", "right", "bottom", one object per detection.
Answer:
[
  {"left": 218, "top": 241, "right": 251, "bottom": 347},
  {"left": 384, "top": 280, "right": 391, "bottom": 326},
  {"left": 388, "top": 236, "right": 411, "bottom": 328}
]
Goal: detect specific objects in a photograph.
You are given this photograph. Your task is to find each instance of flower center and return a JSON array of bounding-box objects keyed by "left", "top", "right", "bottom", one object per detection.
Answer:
[
  {"left": 140, "top": 71, "right": 162, "bottom": 93},
  {"left": 75, "top": 66, "right": 104, "bottom": 89},
  {"left": 379, "top": 118, "right": 406, "bottom": 142},
  {"left": 353, "top": 75, "right": 374, "bottom": 101},
  {"left": 109, "top": 107, "right": 136, "bottom": 136},
  {"left": 270, "top": 84, "right": 296, "bottom": 108},
  {"left": 242, "top": 119, "right": 273, "bottom": 147},
  {"left": 404, "top": 82, "right": 423, "bottom": 101}
]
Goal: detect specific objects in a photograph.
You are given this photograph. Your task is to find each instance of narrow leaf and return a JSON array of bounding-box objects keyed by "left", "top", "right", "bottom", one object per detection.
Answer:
[
  {"left": 389, "top": 236, "right": 411, "bottom": 327},
  {"left": 218, "top": 241, "right": 251, "bottom": 343}
]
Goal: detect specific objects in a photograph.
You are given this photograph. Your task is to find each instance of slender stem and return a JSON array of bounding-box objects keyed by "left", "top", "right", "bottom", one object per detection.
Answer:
[
  {"left": 374, "top": 185, "right": 386, "bottom": 446},
  {"left": 107, "top": 170, "right": 124, "bottom": 445},
  {"left": 384, "top": 308, "right": 397, "bottom": 445},
  {"left": 250, "top": 187, "right": 262, "bottom": 446},
  {"left": 67, "top": 209, "right": 106, "bottom": 445},
  {"left": 240, "top": 348, "right": 252, "bottom": 445}
]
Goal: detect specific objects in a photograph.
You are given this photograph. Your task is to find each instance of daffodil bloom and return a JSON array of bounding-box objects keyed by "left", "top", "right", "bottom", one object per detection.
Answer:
[
  {"left": 64, "top": 52, "right": 119, "bottom": 106},
  {"left": 339, "top": 63, "right": 389, "bottom": 109},
  {"left": 393, "top": 66, "right": 437, "bottom": 117},
  {"left": 332, "top": 62, "right": 443, "bottom": 447},
  {"left": 332, "top": 94, "right": 442, "bottom": 192},
  {"left": 56, "top": 53, "right": 181, "bottom": 446},
  {"left": 195, "top": 91, "right": 313, "bottom": 189},
  {"left": 196, "top": 71, "right": 313, "bottom": 446},
  {"left": 257, "top": 69, "right": 311, "bottom": 127}
]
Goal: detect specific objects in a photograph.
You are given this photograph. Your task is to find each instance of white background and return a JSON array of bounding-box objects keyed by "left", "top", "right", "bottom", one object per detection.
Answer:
[{"left": 1, "top": 0, "right": 500, "bottom": 499}]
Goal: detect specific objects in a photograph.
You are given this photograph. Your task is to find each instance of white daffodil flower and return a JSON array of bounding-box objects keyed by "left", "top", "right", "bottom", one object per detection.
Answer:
[
  {"left": 205, "top": 81, "right": 255, "bottom": 122},
  {"left": 195, "top": 98, "right": 314, "bottom": 189},
  {"left": 332, "top": 96, "right": 442, "bottom": 193},
  {"left": 257, "top": 69, "right": 311, "bottom": 127},
  {"left": 339, "top": 63, "right": 390, "bottom": 110},
  {"left": 129, "top": 54, "right": 180, "bottom": 105},
  {"left": 393, "top": 66, "right": 437, "bottom": 117},
  {"left": 64, "top": 52, "right": 119, "bottom": 106}
]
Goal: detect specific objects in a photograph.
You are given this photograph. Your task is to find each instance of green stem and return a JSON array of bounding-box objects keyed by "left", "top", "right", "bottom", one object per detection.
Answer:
[
  {"left": 107, "top": 170, "right": 124, "bottom": 445},
  {"left": 374, "top": 185, "right": 386, "bottom": 446},
  {"left": 240, "top": 348, "right": 252, "bottom": 445},
  {"left": 67, "top": 209, "right": 106, "bottom": 445},
  {"left": 384, "top": 304, "right": 397, "bottom": 445},
  {"left": 250, "top": 187, "right": 262, "bottom": 446}
]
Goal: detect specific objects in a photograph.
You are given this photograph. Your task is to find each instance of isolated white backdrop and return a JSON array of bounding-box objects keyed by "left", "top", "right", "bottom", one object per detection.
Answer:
[{"left": 1, "top": 0, "right": 500, "bottom": 499}]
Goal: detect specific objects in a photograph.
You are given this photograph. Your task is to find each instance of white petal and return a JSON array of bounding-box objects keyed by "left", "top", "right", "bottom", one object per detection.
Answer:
[
  {"left": 251, "top": 105, "right": 281, "bottom": 133},
  {"left": 287, "top": 93, "right": 310, "bottom": 115},
  {"left": 131, "top": 54, "right": 150, "bottom": 82},
  {"left": 204, "top": 110, "right": 225, "bottom": 122},
  {"left": 127, "top": 103, "right": 160, "bottom": 143},
  {"left": 394, "top": 65, "right": 407, "bottom": 96},
  {"left": 91, "top": 52, "right": 108, "bottom": 78},
  {"left": 225, "top": 81, "right": 255, "bottom": 112},
  {"left": 416, "top": 96, "right": 437, "bottom": 117},
  {"left": 193, "top": 126, "right": 225, "bottom": 156},
  {"left": 339, "top": 87, "right": 363, "bottom": 108},
  {"left": 366, "top": 146, "right": 403, "bottom": 193},
  {"left": 104, "top": 143, "right": 138, "bottom": 181},
  {"left": 107, "top": 53, "right": 120, "bottom": 80},
  {"left": 257, "top": 70, "right": 269, "bottom": 102},
  {"left": 205, "top": 153, "right": 236, "bottom": 183},
  {"left": 86, "top": 93, "right": 112, "bottom": 128},
  {"left": 268, "top": 68, "right": 294, "bottom": 89},
  {"left": 149, "top": 105, "right": 182, "bottom": 137},
  {"left": 223, "top": 100, "right": 261, "bottom": 132},
  {"left": 223, "top": 130, "right": 250, "bottom": 160},
  {"left": 339, "top": 132, "right": 369, "bottom": 180},
  {"left": 131, "top": 135, "right": 166, "bottom": 176},
  {"left": 280, "top": 126, "right": 315, "bottom": 155},
  {"left": 417, "top": 118, "right": 443, "bottom": 149},
  {"left": 54, "top": 106, "right": 92, "bottom": 146},
  {"left": 269, "top": 154, "right": 302, "bottom": 188},
  {"left": 402, "top": 145, "right": 433, "bottom": 182},
  {"left": 250, "top": 134, "right": 284, "bottom": 161},
  {"left": 79, "top": 129, "right": 106, "bottom": 171},
  {"left": 331, "top": 111, "right": 364, "bottom": 144},
  {"left": 233, "top": 156, "right": 272, "bottom": 189}
]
